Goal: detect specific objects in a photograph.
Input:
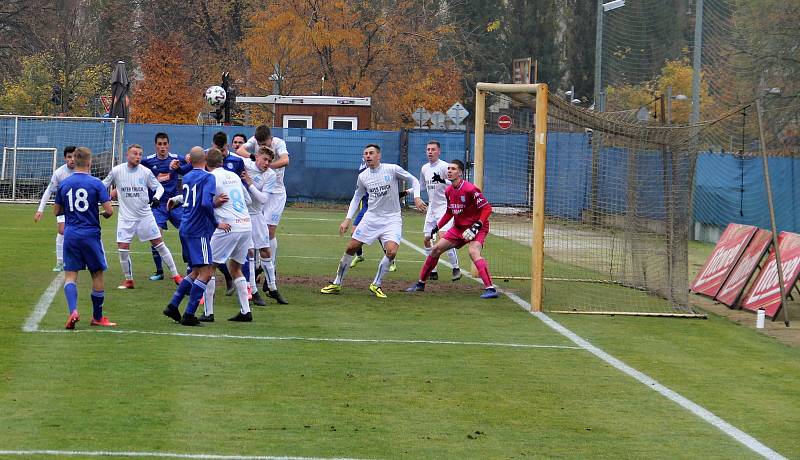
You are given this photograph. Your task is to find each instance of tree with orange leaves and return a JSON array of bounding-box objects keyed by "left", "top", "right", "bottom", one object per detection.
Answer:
[
  {"left": 130, "top": 37, "right": 202, "bottom": 124},
  {"left": 240, "top": 0, "right": 464, "bottom": 129}
]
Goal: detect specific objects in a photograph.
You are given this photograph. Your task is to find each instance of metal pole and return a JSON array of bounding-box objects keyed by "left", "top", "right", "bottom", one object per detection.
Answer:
[
  {"left": 690, "top": 0, "right": 703, "bottom": 125},
  {"left": 666, "top": 86, "right": 673, "bottom": 126},
  {"left": 11, "top": 116, "right": 18, "bottom": 200},
  {"left": 593, "top": 0, "right": 604, "bottom": 112},
  {"left": 756, "top": 98, "right": 790, "bottom": 326}
]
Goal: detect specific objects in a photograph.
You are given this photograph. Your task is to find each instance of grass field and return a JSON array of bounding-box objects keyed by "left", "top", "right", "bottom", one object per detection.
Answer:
[{"left": 1, "top": 203, "right": 799, "bottom": 459}]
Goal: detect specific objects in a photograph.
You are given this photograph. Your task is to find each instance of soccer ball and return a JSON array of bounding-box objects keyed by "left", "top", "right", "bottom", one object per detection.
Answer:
[{"left": 205, "top": 86, "right": 226, "bottom": 107}]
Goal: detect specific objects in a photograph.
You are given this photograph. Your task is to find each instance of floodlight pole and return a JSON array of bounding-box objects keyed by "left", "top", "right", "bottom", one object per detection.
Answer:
[
  {"left": 593, "top": 0, "right": 604, "bottom": 112},
  {"left": 756, "top": 97, "right": 790, "bottom": 327}
]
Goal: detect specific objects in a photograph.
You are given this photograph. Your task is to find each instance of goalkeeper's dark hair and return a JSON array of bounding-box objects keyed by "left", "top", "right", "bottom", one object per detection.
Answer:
[
  {"left": 154, "top": 132, "right": 169, "bottom": 143},
  {"left": 364, "top": 143, "right": 381, "bottom": 152},
  {"left": 257, "top": 145, "right": 275, "bottom": 160},
  {"left": 212, "top": 131, "right": 227, "bottom": 149},
  {"left": 427, "top": 140, "right": 441, "bottom": 148},
  {"left": 450, "top": 159, "right": 465, "bottom": 172},
  {"left": 232, "top": 133, "right": 247, "bottom": 143},
  {"left": 63, "top": 146, "right": 76, "bottom": 157},
  {"left": 255, "top": 125, "right": 271, "bottom": 143},
  {"left": 206, "top": 147, "right": 223, "bottom": 168}
]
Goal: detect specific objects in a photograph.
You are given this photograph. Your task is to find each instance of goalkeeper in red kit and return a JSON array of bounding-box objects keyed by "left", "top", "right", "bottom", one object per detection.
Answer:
[{"left": 406, "top": 159, "right": 498, "bottom": 298}]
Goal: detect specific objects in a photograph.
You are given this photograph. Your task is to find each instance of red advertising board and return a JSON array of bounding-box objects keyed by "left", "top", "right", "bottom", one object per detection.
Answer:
[
  {"left": 715, "top": 229, "right": 772, "bottom": 307},
  {"left": 740, "top": 232, "right": 800, "bottom": 318},
  {"left": 690, "top": 223, "right": 757, "bottom": 297}
]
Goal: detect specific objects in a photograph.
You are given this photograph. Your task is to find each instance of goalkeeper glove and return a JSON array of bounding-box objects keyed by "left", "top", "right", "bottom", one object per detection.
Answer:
[
  {"left": 399, "top": 190, "right": 408, "bottom": 198},
  {"left": 462, "top": 222, "right": 482, "bottom": 241},
  {"left": 150, "top": 197, "right": 160, "bottom": 208},
  {"left": 431, "top": 172, "right": 446, "bottom": 184}
]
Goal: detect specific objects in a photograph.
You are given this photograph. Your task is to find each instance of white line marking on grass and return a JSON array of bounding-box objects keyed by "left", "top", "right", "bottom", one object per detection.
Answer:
[
  {"left": 282, "top": 217, "right": 340, "bottom": 222},
  {"left": 400, "top": 238, "right": 787, "bottom": 460},
  {"left": 33, "top": 329, "right": 579, "bottom": 350},
  {"left": 22, "top": 272, "right": 63, "bottom": 332},
  {"left": 0, "top": 450, "right": 370, "bottom": 460}
]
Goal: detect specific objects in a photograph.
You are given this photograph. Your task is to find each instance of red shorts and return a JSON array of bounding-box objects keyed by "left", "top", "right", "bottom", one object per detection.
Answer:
[{"left": 442, "top": 224, "right": 489, "bottom": 248}]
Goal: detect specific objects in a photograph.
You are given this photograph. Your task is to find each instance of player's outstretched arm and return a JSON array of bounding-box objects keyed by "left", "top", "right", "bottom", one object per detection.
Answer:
[
  {"left": 35, "top": 182, "right": 56, "bottom": 221},
  {"left": 339, "top": 218, "right": 352, "bottom": 236}
]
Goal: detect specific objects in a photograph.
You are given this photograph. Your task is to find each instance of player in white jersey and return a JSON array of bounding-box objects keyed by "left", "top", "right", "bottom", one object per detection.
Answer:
[
  {"left": 420, "top": 140, "right": 461, "bottom": 281},
  {"left": 201, "top": 148, "right": 255, "bottom": 322},
  {"left": 103, "top": 144, "right": 183, "bottom": 289},
  {"left": 321, "top": 144, "right": 425, "bottom": 298},
  {"left": 235, "top": 125, "right": 289, "bottom": 267},
  {"left": 34, "top": 146, "right": 76, "bottom": 271},
  {"left": 242, "top": 146, "right": 289, "bottom": 305}
]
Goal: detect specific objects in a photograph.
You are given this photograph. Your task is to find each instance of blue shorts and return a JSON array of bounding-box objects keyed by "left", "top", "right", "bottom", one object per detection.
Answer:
[
  {"left": 153, "top": 202, "right": 183, "bottom": 230},
  {"left": 180, "top": 235, "right": 213, "bottom": 268},
  {"left": 63, "top": 233, "right": 107, "bottom": 272},
  {"left": 353, "top": 195, "right": 369, "bottom": 226}
]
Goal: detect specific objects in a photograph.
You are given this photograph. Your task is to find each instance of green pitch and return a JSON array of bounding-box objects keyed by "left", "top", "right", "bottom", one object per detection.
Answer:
[{"left": 0, "top": 204, "right": 798, "bottom": 459}]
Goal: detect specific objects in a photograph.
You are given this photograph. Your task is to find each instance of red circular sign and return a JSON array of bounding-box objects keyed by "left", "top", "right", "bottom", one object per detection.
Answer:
[{"left": 497, "top": 115, "right": 513, "bottom": 130}]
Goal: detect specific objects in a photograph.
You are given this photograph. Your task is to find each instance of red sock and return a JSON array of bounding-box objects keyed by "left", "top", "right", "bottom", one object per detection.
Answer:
[
  {"left": 419, "top": 256, "right": 440, "bottom": 281},
  {"left": 474, "top": 258, "right": 493, "bottom": 288}
]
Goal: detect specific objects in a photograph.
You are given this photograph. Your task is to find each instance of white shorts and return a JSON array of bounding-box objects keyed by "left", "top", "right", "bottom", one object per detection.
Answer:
[
  {"left": 250, "top": 212, "right": 270, "bottom": 249},
  {"left": 210, "top": 230, "right": 251, "bottom": 264},
  {"left": 57, "top": 215, "right": 66, "bottom": 224},
  {"left": 352, "top": 214, "right": 402, "bottom": 246},
  {"left": 424, "top": 210, "right": 453, "bottom": 238},
  {"left": 263, "top": 191, "right": 287, "bottom": 226},
  {"left": 116, "top": 215, "right": 161, "bottom": 243}
]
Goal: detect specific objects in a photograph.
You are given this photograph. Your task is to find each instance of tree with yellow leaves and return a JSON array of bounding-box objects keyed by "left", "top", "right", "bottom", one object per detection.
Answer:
[{"left": 130, "top": 37, "right": 202, "bottom": 124}]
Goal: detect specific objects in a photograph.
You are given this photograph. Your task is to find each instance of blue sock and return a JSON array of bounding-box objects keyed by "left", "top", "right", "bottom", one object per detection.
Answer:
[
  {"left": 151, "top": 246, "right": 163, "bottom": 273},
  {"left": 91, "top": 289, "right": 104, "bottom": 320},
  {"left": 242, "top": 259, "right": 250, "bottom": 281},
  {"left": 64, "top": 282, "right": 78, "bottom": 314},
  {"left": 170, "top": 276, "right": 194, "bottom": 307},
  {"left": 185, "top": 279, "right": 207, "bottom": 316}
]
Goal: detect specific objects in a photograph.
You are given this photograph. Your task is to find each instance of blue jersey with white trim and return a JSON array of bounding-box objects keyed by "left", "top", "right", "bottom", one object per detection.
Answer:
[
  {"left": 55, "top": 172, "right": 110, "bottom": 237},
  {"left": 141, "top": 153, "right": 186, "bottom": 199},
  {"left": 178, "top": 168, "right": 218, "bottom": 238}
]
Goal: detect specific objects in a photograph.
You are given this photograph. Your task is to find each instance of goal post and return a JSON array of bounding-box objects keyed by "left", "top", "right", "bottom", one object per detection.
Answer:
[
  {"left": 473, "top": 82, "right": 705, "bottom": 317},
  {"left": 474, "top": 83, "right": 548, "bottom": 312}
]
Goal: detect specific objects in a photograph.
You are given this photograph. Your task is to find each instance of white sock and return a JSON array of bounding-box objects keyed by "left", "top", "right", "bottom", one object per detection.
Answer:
[
  {"left": 204, "top": 276, "right": 215, "bottom": 316},
  {"left": 119, "top": 249, "right": 133, "bottom": 280},
  {"left": 372, "top": 255, "right": 392, "bottom": 286},
  {"left": 333, "top": 253, "right": 353, "bottom": 285},
  {"left": 269, "top": 237, "right": 278, "bottom": 266},
  {"left": 447, "top": 248, "right": 459, "bottom": 269},
  {"left": 248, "top": 253, "right": 256, "bottom": 291},
  {"left": 235, "top": 276, "right": 250, "bottom": 314},
  {"left": 154, "top": 242, "right": 179, "bottom": 277},
  {"left": 262, "top": 257, "right": 277, "bottom": 291},
  {"left": 56, "top": 233, "right": 64, "bottom": 263}
]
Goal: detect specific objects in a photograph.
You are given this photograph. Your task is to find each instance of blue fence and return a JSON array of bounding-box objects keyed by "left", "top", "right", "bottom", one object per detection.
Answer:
[{"left": 7, "top": 119, "right": 800, "bottom": 235}]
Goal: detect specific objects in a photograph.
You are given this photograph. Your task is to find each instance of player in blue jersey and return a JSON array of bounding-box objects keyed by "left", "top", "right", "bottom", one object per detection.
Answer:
[
  {"left": 141, "top": 132, "right": 187, "bottom": 280},
  {"left": 53, "top": 147, "right": 116, "bottom": 329},
  {"left": 163, "top": 146, "right": 224, "bottom": 326}
]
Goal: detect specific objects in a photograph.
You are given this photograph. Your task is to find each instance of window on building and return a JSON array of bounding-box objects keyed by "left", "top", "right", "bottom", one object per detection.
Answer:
[
  {"left": 283, "top": 115, "right": 312, "bottom": 129},
  {"left": 328, "top": 116, "right": 358, "bottom": 130}
]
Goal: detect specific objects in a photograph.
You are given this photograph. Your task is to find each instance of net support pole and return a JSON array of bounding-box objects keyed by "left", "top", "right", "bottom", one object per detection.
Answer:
[
  {"left": 755, "top": 97, "right": 790, "bottom": 326},
  {"left": 531, "top": 85, "right": 548, "bottom": 312},
  {"left": 11, "top": 115, "right": 18, "bottom": 201},
  {"left": 474, "top": 83, "right": 548, "bottom": 311}
]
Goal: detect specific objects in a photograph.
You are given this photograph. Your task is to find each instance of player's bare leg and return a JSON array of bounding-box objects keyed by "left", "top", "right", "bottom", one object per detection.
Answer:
[{"left": 149, "top": 237, "right": 182, "bottom": 285}]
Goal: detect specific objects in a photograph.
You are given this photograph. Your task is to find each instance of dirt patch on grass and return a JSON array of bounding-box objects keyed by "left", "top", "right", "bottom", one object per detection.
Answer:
[{"left": 280, "top": 274, "right": 484, "bottom": 294}]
